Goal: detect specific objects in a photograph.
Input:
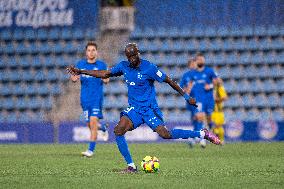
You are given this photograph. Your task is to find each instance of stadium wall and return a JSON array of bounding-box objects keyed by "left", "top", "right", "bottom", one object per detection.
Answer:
[
  {"left": 134, "top": 0, "right": 284, "bottom": 28},
  {"left": 1, "top": 121, "right": 283, "bottom": 143}
]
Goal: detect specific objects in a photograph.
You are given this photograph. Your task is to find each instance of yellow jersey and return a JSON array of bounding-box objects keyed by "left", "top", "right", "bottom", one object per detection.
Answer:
[{"left": 213, "top": 85, "right": 227, "bottom": 112}]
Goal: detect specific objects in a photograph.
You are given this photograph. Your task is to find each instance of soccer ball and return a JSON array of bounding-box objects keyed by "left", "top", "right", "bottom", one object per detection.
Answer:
[{"left": 141, "top": 156, "right": 160, "bottom": 173}]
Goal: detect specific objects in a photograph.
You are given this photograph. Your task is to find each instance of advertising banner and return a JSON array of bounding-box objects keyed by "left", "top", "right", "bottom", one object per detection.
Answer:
[
  {"left": 0, "top": 122, "right": 54, "bottom": 143},
  {"left": 0, "top": 0, "right": 98, "bottom": 28},
  {"left": 1, "top": 121, "right": 283, "bottom": 143},
  {"left": 59, "top": 121, "right": 284, "bottom": 143}
]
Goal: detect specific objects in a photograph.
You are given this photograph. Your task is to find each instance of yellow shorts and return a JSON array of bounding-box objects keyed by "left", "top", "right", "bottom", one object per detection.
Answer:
[{"left": 211, "top": 112, "right": 225, "bottom": 126}]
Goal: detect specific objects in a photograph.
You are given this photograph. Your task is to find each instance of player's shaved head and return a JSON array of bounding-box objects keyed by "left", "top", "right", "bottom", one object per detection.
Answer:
[
  {"left": 125, "top": 43, "right": 139, "bottom": 55},
  {"left": 125, "top": 43, "right": 140, "bottom": 68}
]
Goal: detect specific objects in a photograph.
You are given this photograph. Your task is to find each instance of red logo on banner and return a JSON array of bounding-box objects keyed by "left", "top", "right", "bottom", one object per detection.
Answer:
[
  {"left": 225, "top": 120, "right": 244, "bottom": 139},
  {"left": 257, "top": 120, "right": 278, "bottom": 140}
]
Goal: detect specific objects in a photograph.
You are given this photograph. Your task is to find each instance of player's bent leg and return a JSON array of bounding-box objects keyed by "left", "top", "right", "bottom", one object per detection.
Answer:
[
  {"left": 194, "top": 113, "right": 205, "bottom": 131},
  {"left": 192, "top": 113, "right": 207, "bottom": 147},
  {"left": 155, "top": 125, "right": 171, "bottom": 139},
  {"left": 155, "top": 125, "right": 201, "bottom": 139},
  {"left": 114, "top": 116, "right": 137, "bottom": 173},
  {"left": 114, "top": 116, "right": 133, "bottom": 136},
  {"left": 90, "top": 116, "right": 99, "bottom": 140},
  {"left": 155, "top": 125, "right": 221, "bottom": 145}
]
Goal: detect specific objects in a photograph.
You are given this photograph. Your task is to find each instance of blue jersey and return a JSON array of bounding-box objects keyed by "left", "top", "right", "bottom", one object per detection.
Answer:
[
  {"left": 180, "top": 70, "right": 194, "bottom": 89},
  {"left": 110, "top": 59, "right": 166, "bottom": 112},
  {"left": 76, "top": 59, "right": 107, "bottom": 106},
  {"left": 190, "top": 66, "right": 217, "bottom": 99}
]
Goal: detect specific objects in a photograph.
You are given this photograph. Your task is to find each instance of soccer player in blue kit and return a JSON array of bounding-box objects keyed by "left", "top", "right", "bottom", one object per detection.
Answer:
[
  {"left": 187, "top": 53, "right": 218, "bottom": 147},
  {"left": 180, "top": 58, "right": 197, "bottom": 119},
  {"left": 67, "top": 43, "right": 220, "bottom": 173},
  {"left": 180, "top": 58, "right": 199, "bottom": 146},
  {"left": 70, "top": 41, "right": 109, "bottom": 157}
]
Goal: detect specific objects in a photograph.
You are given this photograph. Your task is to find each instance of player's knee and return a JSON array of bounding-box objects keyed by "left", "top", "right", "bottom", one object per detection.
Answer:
[
  {"left": 156, "top": 127, "right": 171, "bottom": 139},
  {"left": 89, "top": 117, "right": 99, "bottom": 127},
  {"left": 195, "top": 113, "right": 205, "bottom": 121},
  {"left": 159, "top": 132, "right": 171, "bottom": 139},
  {"left": 114, "top": 125, "right": 126, "bottom": 136}
]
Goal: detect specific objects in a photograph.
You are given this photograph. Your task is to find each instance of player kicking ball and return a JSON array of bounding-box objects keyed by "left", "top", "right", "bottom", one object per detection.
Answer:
[{"left": 67, "top": 43, "right": 221, "bottom": 173}]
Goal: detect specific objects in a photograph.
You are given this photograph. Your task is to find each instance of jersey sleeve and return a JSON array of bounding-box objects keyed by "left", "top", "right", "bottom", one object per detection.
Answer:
[
  {"left": 148, "top": 64, "right": 167, "bottom": 83},
  {"left": 75, "top": 61, "right": 82, "bottom": 69},
  {"left": 180, "top": 73, "right": 188, "bottom": 88},
  {"left": 110, "top": 62, "right": 124, "bottom": 77},
  {"left": 179, "top": 74, "right": 185, "bottom": 88}
]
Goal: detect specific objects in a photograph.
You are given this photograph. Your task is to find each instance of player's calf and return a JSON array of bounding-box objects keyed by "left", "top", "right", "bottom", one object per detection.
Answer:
[
  {"left": 114, "top": 116, "right": 133, "bottom": 136},
  {"left": 155, "top": 126, "right": 171, "bottom": 139}
]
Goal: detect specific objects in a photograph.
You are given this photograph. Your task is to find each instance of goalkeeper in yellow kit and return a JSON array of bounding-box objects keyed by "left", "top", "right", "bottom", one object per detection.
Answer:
[{"left": 211, "top": 78, "right": 228, "bottom": 144}]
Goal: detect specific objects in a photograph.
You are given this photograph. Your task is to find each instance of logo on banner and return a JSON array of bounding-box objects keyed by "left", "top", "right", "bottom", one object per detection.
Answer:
[
  {"left": 225, "top": 120, "right": 244, "bottom": 139},
  {"left": 257, "top": 120, "right": 278, "bottom": 140},
  {"left": 125, "top": 126, "right": 159, "bottom": 141},
  {"left": 0, "top": 131, "right": 18, "bottom": 140},
  {"left": 72, "top": 127, "right": 107, "bottom": 142}
]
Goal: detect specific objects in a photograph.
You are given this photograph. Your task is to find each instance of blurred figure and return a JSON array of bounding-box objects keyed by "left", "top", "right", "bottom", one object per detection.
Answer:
[
  {"left": 212, "top": 78, "right": 228, "bottom": 144},
  {"left": 184, "top": 53, "right": 219, "bottom": 148},
  {"left": 180, "top": 58, "right": 198, "bottom": 147},
  {"left": 69, "top": 41, "right": 109, "bottom": 157},
  {"left": 180, "top": 58, "right": 197, "bottom": 96}
]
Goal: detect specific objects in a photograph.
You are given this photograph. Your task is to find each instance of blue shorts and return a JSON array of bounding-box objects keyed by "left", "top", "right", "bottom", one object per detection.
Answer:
[
  {"left": 120, "top": 106, "right": 165, "bottom": 130},
  {"left": 192, "top": 97, "right": 215, "bottom": 116},
  {"left": 82, "top": 104, "right": 103, "bottom": 123}
]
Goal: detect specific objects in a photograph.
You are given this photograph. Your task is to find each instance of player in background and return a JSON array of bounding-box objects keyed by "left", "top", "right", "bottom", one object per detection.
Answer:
[
  {"left": 211, "top": 78, "right": 228, "bottom": 144},
  {"left": 67, "top": 43, "right": 221, "bottom": 173},
  {"left": 180, "top": 58, "right": 196, "bottom": 96},
  {"left": 187, "top": 53, "right": 218, "bottom": 148},
  {"left": 69, "top": 41, "right": 109, "bottom": 157},
  {"left": 180, "top": 58, "right": 198, "bottom": 146}
]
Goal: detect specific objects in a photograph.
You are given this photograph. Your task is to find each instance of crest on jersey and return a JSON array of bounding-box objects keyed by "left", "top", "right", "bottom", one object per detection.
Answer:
[
  {"left": 137, "top": 72, "right": 142, "bottom": 79},
  {"left": 156, "top": 70, "right": 162, "bottom": 78}
]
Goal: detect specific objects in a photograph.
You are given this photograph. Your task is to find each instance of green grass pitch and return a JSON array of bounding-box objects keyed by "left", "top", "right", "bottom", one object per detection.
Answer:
[{"left": 0, "top": 142, "right": 283, "bottom": 189}]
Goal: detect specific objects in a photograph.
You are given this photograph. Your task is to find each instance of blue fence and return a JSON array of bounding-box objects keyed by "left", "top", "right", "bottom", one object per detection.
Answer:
[{"left": 0, "top": 121, "right": 284, "bottom": 143}]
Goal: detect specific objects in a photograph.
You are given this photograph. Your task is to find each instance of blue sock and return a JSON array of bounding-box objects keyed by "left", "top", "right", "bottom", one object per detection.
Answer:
[
  {"left": 170, "top": 129, "right": 201, "bottom": 139},
  {"left": 116, "top": 135, "right": 133, "bottom": 164},
  {"left": 194, "top": 121, "right": 203, "bottom": 131},
  {"left": 88, "top": 141, "right": 96, "bottom": 152}
]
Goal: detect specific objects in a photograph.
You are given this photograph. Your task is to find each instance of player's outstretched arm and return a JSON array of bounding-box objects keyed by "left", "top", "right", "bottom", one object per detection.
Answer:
[
  {"left": 66, "top": 65, "right": 112, "bottom": 79},
  {"left": 164, "top": 76, "right": 197, "bottom": 107}
]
